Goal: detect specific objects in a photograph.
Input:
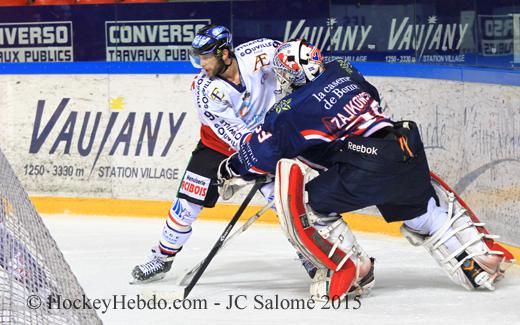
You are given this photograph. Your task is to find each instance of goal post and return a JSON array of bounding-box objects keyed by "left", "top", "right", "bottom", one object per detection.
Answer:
[{"left": 0, "top": 148, "right": 102, "bottom": 325}]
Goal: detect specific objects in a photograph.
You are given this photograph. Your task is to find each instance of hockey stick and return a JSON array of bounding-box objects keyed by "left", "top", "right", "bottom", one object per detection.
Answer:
[
  {"left": 177, "top": 200, "right": 274, "bottom": 286},
  {"left": 176, "top": 178, "right": 266, "bottom": 299}
]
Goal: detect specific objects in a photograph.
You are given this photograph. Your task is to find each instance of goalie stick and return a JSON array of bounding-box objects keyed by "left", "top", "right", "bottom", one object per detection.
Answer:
[
  {"left": 177, "top": 201, "right": 274, "bottom": 286},
  {"left": 176, "top": 178, "right": 267, "bottom": 299}
]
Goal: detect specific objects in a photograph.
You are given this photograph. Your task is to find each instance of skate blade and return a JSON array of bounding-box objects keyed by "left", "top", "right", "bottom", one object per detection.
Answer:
[
  {"left": 347, "top": 278, "right": 375, "bottom": 298},
  {"left": 129, "top": 273, "right": 166, "bottom": 285}
]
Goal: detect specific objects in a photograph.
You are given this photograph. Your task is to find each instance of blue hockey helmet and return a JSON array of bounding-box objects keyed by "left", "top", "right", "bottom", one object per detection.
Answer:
[{"left": 190, "top": 24, "right": 233, "bottom": 68}]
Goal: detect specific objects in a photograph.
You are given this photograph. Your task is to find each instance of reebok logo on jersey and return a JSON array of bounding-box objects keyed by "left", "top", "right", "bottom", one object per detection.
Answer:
[
  {"left": 347, "top": 142, "right": 378, "bottom": 155},
  {"left": 179, "top": 171, "right": 210, "bottom": 201}
]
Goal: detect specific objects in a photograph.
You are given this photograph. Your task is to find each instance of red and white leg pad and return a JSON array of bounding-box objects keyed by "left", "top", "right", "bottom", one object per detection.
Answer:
[
  {"left": 401, "top": 172, "right": 515, "bottom": 290},
  {"left": 274, "top": 159, "right": 371, "bottom": 300},
  {"left": 429, "top": 172, "right": 515, "bottom": 267}
]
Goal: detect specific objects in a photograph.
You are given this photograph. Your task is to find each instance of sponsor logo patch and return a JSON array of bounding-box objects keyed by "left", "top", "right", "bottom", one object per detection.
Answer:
[
  {"left": 300, "top": 213, "right": 310, "bottom": 228},
  {"left": 179, "top": 171, "right": 210, "bottom": 201},
  {"left": 273, "top": 98, "right": 292, "bottom": 113},
  {"left": 210, "top": 87, "right": 224, "bottom": 101},
  {"left": 347, "top": 141, "right": 379, "bottom": 155}
]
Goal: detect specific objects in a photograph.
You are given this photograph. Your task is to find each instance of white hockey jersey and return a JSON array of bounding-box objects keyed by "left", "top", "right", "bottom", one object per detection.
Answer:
[{"left": 191, "top": 38, "right": 280, "bottom": 155}]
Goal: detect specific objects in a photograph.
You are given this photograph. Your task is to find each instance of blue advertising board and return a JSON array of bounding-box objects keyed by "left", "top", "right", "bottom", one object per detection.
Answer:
[
  {"left": 0, "top": 0, "right": 518, "bottom": 70},
  {"left": 0, "top": 2, "right": 231, "bottom": 62}
]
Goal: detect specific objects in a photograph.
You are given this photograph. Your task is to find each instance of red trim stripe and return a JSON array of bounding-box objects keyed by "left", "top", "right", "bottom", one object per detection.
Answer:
[
  {"left": 300, "top": 129, "right": 336, "bottom": 141},
  {"left": 250, "top": 165, "right": 269, "bottom": 174},
  {"left": 168, "top": 210, "right": 188, "bottom": 227},
  {"left": 159, "top": 246, "right": 178, "bottom": 255}
]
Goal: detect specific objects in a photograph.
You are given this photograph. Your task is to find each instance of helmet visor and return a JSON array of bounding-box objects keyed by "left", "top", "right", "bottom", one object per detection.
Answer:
[
  {"left": 190, "top": 33, "right": 221, "bottom": 69},
  {"left": 189, "top": 48, "right": 202, "bottom": 68}
]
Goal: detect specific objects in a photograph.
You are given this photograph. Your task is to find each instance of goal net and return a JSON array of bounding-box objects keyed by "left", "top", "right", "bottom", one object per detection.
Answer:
[{"left": 0, "top": 148, "right": 102, "bottom": 324}]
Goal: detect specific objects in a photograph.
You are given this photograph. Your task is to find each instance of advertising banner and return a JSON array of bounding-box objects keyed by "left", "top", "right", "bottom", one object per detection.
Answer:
[
  {"left": 1, "top": 74, "right": 198, "bottom": 200},
  {"left": 0, "top": 2, "right": 230, "bottom": 62},
  {"left": 0, "top": 1, "right": 517, "bottom": 68},
  {"left": 0, "top": 21, "right": 73, "bottom": 63},
  {"left": 105, "top": 19, "right": 211, "bottom": 62}
]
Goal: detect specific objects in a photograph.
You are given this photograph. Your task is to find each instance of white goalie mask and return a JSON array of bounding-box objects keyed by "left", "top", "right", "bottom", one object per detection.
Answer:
[{"left": 273, "top": 39, "right": 325, "bottom": 96}]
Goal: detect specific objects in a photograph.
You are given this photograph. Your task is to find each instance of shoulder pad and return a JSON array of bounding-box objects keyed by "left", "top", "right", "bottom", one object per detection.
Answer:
[
  {"left": 191, "top": 72, "right": 206, "bottom": 90},
  {"left": 193, "top": 75, "right": 228, "bottom": 103}
]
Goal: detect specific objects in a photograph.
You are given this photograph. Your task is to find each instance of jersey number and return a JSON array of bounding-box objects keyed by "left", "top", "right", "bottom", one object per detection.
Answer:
[
  {"left": 255, "top": 126, "right": 272, "bottom": 143},
  {"left": 204, "top": 111, "right": 216, "bottom": 121}
]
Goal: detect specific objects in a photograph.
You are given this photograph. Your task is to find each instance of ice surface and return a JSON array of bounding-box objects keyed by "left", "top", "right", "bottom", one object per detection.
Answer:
[{"left": 42, "top": 215, "right": 520, "bottom": 325}]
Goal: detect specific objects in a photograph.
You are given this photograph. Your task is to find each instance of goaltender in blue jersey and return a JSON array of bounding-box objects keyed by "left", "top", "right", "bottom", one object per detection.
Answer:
[
  {"left": 219, "top": 40, "right": 512, "bottom": 301},
  {"left": 228, "top": 58, "right": 391, "bottom": 177}
]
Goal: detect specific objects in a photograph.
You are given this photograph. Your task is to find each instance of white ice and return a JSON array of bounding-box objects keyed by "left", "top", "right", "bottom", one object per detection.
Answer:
[{"left": 42, "top": 214, "right": 520, "bottom": 325}]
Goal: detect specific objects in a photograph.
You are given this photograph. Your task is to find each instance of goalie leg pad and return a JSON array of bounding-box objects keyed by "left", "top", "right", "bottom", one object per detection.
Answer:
[
  {"left": 274, "top": 159, "right": 371, "bottom": 300},
  {"left": 430, "top": 172, "right": 515, "bottom": 268},
  {"left": 401, "top": 174, "right": 515, "bottom": 290}
]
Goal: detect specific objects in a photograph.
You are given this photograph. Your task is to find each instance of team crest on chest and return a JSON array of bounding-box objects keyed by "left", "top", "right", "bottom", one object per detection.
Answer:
[{"left": 254, "top": 53, "right": 269, "bottom": 72}]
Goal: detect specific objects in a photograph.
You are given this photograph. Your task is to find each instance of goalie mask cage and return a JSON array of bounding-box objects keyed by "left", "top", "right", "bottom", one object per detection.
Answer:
[{"left": 0, "top": 148, "right": 102, "bottom": 325}]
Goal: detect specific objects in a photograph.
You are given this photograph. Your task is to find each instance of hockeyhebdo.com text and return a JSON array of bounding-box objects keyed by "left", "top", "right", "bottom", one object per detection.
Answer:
[{"left": 26, "top": 293, "right": 362, "bottom": 313}]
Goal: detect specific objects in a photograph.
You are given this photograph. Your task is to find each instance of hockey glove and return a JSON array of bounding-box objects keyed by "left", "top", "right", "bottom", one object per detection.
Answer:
[
  {"left": 217, "top": 155, "right": 251, "bottom": 200},
  {"left": 217, "top": 155, "right": 240, "bottom": 181}
]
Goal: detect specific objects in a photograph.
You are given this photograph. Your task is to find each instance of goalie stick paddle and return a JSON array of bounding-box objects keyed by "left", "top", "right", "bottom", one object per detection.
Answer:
[
  {"left": 177, "top": 201, "right": 274, "bottom": 286},
  {"left": 179, "top": 178, "right": 266, "bottom": 299}
]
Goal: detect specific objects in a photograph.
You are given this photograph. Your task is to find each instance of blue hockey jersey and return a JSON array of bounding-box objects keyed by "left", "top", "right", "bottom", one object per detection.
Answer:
[{"left": 229, "top": 59, "right": 392, "bottom": 178}]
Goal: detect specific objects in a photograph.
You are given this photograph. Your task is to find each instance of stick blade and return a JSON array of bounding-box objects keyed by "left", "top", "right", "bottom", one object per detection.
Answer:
[
  {"left": 176, "top": 271, "right": 193, "bottom": 286},
  {"left": 140, "top": 286, "right": 187, "bottom": 300},
  {"left": 176, "top": 263, "right": 201, "bottom": 286},
  {"left": 172, "top": 286, "right": 187, "bottom": 300}
]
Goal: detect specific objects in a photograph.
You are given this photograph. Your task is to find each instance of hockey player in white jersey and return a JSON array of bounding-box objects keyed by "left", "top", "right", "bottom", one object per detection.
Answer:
[{"left": 131, "top": 25, "right": 281, "bottom": 283}]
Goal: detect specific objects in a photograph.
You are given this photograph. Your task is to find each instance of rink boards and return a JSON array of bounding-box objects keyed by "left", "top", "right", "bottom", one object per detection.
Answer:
[{"left": 0, "top": 65, "right": 519, "bottom": 249}]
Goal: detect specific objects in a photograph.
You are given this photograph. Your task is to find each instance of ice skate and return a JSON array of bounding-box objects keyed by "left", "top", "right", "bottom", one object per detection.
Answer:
[
  {"left": 130, "top": 247, "right": 176, "bottom": 284},
  {"left": 348, "top": 257, "right": 375, "bottom": 296},
  {"left": 457, "top": 252, "right": 502, "bottom": 290}
]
